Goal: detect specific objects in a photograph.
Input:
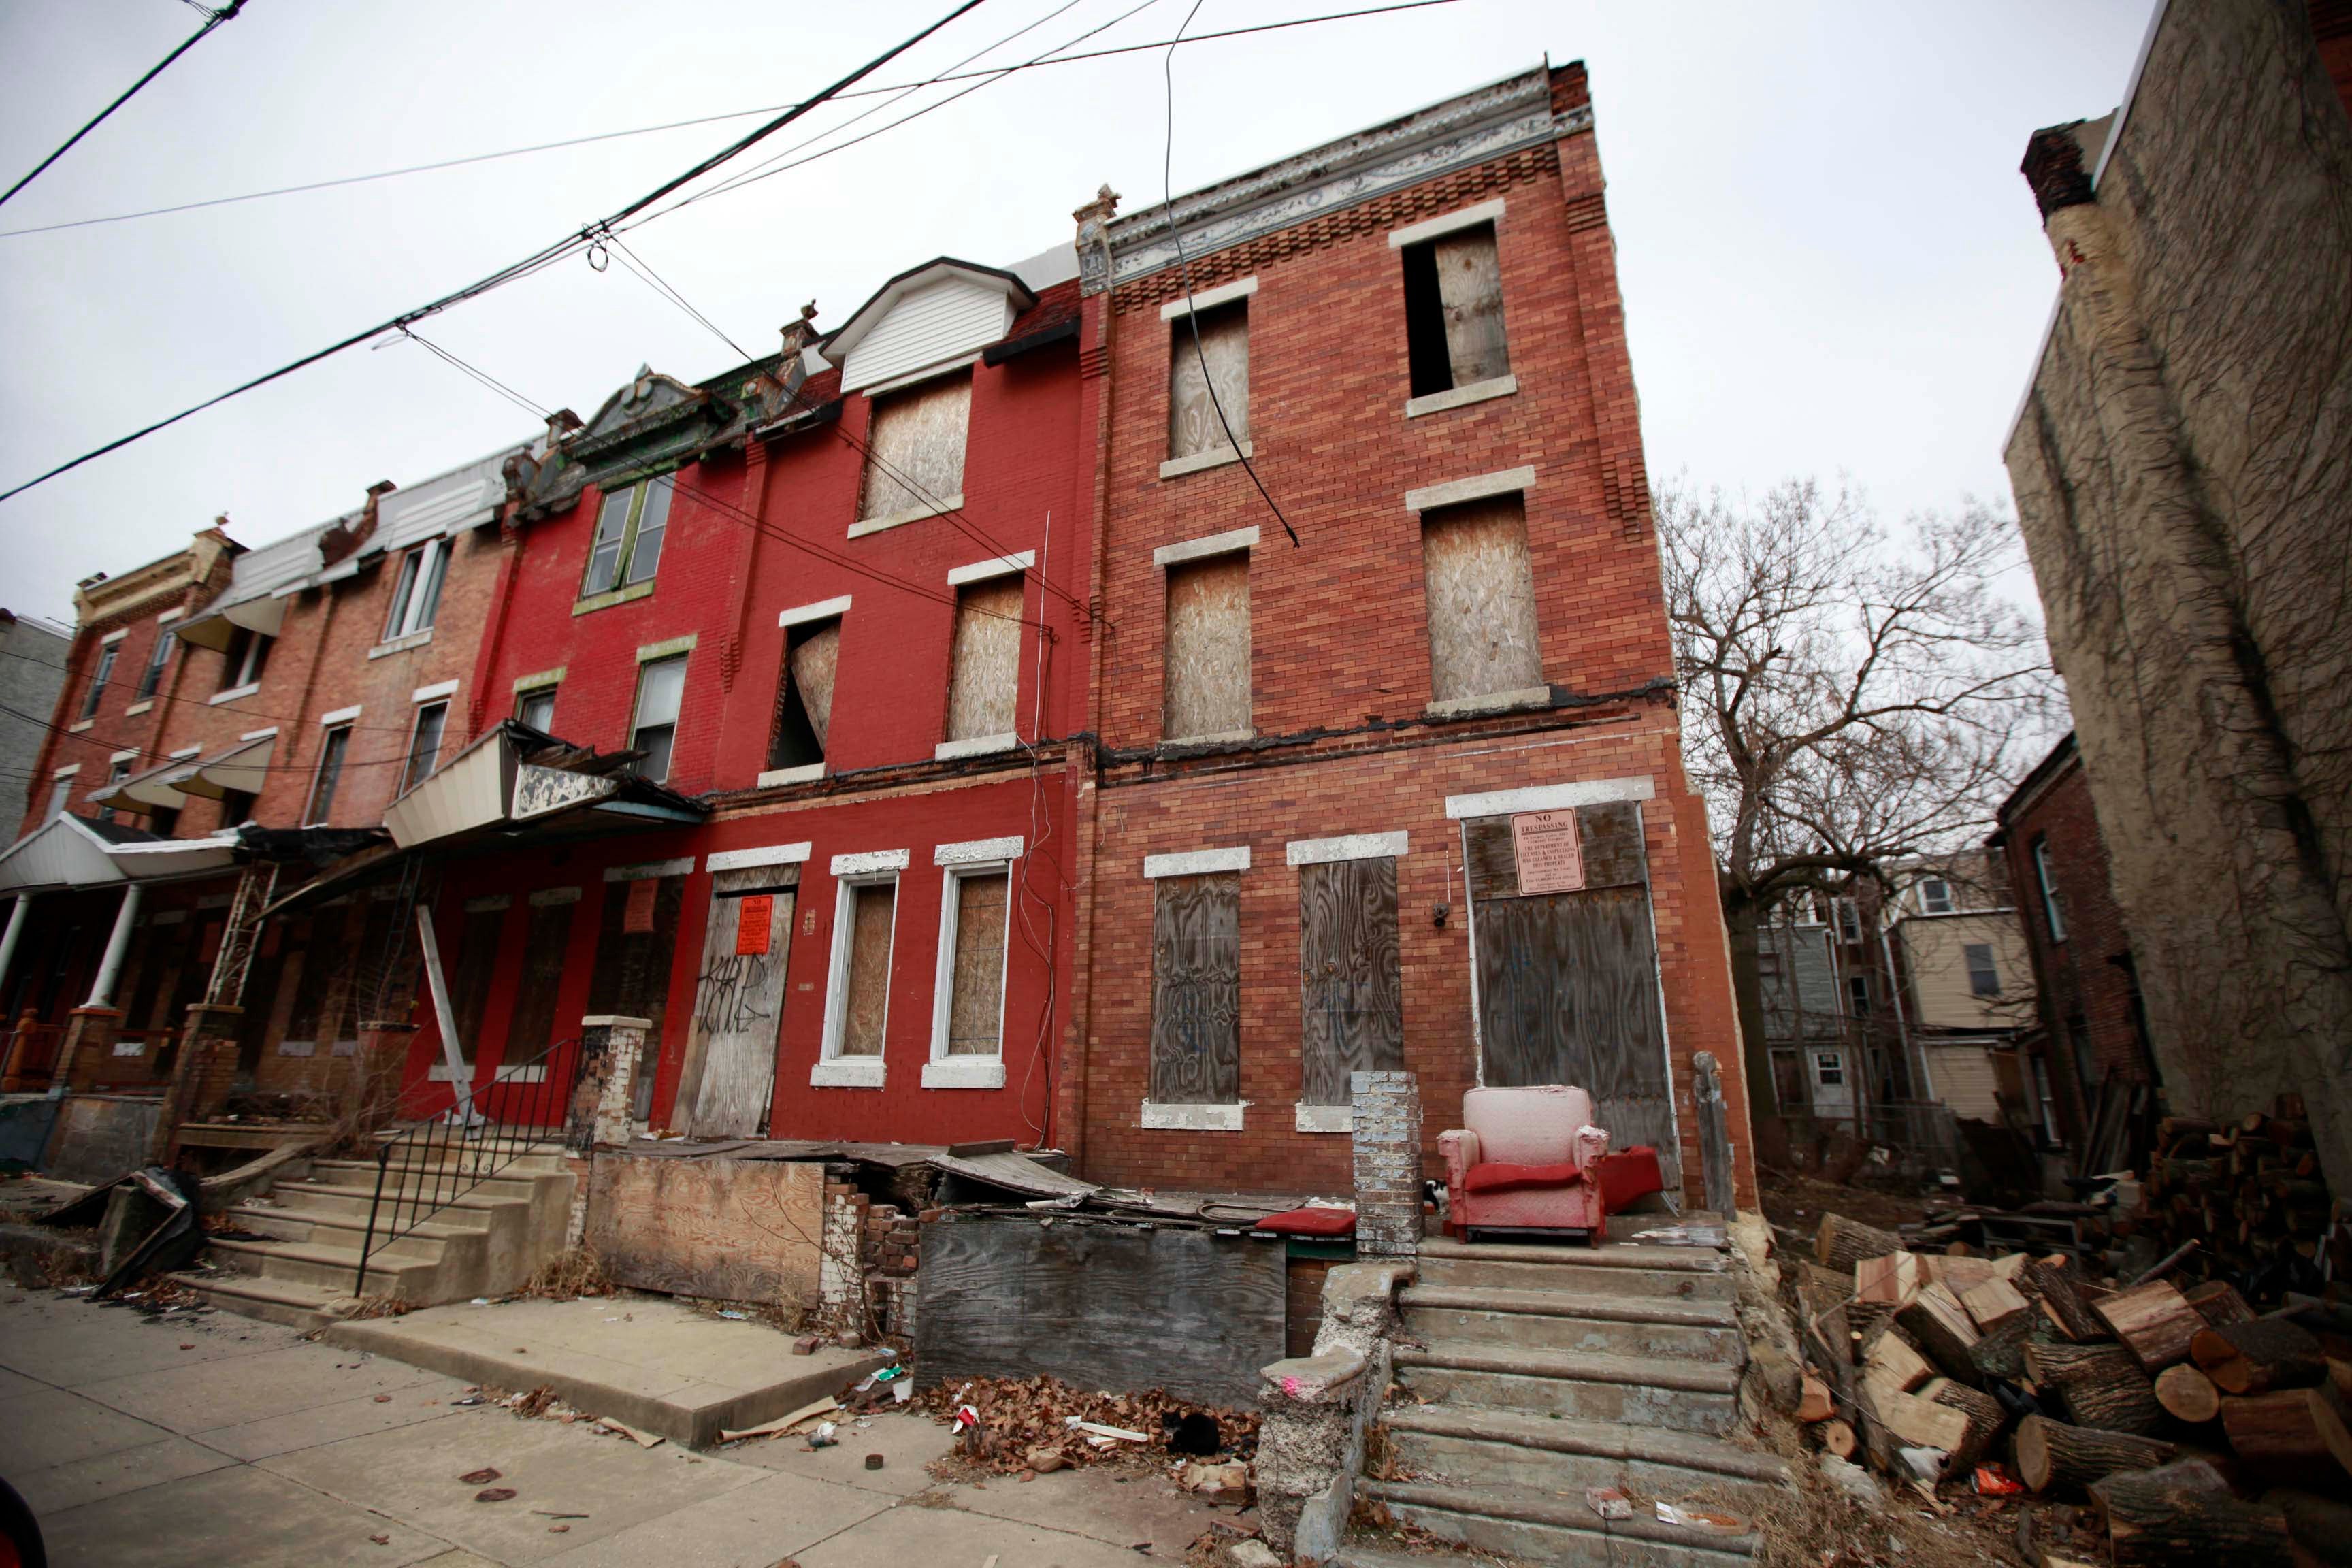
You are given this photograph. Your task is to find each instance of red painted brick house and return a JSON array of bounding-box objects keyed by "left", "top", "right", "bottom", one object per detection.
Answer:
[{"left": 1058, "top": 63, "right": 1754, "bottom": 1206}]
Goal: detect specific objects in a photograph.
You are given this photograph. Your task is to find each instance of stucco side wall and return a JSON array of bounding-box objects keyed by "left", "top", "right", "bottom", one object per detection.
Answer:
[{"left": 2003, "top": 0, "right": 2352, "bottom": 1184}]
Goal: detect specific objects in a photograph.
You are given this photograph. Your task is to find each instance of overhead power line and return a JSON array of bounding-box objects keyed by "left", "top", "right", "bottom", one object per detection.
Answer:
[
  {"left": 0, "top": 0, "right": 250, "bottom": 211},
  {"left": 0, "top": 0, "right": 992, "bottom": 507}
]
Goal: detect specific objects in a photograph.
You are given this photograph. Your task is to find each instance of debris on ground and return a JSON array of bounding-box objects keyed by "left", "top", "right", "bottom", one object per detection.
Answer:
[{"left": 915, "top": 1374, "right": 1257, "bottom": 1480}]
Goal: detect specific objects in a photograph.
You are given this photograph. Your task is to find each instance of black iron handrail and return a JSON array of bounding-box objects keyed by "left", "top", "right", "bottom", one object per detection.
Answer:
[{"left": 352, "top": 1034, "right": 581, "bottom": 1298}]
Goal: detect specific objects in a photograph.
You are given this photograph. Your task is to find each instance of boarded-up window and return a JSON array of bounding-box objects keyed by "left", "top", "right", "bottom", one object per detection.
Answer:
[
  {"left": 1298, "top": 858, "right": 1405, "bottom": 1105},
  {"left": 1163, "top": 553, "right": 1251, "bottom": 740},
  {"left": 1421, "top": 493, "right": 1543, "bottom": 704},
  {"left": 585, "top": 873, "right": 685, "bottom": 1117},
  {"left": 1403, "top": 223, "right": 1508, "bottom": 397},
  {"left": 833, "top": 881, "right": 897, "bottom": 1056},
  {"left": 502, "top": 898, "right": 575, "bottom": 1066},
  {"left": 860, "top": 375, "right": 970, "bottom": 521},
  {"left": 770, "top": 618, "right": 839, "bottom": 770},
  {"left": 284, "top": 918, "right": 343, "bottom": 1043},
  {"left": 1149, "top": 872, "right": 1241, "bottom": 1104},
  {"left": 945, "top": 576, "right": 1022, "bottom": 743},
  {"left": 942, "top": 869, "right": 1008, "bottom": 1056},
  {"left": 1168, "top": 303, "right": 1250, "bottom": 459}
]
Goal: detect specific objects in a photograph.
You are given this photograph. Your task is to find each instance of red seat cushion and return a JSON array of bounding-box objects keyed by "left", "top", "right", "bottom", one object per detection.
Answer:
[
  {"left": 1462, "top": 1160, "right": 1585, "bottom": 1196},
  {"left": 1588, "top": 1147, "right": 1665, "bottom": 1213},
  {"left": 1253, "top": 1205, "right": 1357, "bottom": 1237}
]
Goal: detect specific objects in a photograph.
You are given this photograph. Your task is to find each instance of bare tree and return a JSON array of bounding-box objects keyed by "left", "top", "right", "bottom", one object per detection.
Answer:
[{"left": 1656, "top": 478, "right": 2055, "bottom": 1154}]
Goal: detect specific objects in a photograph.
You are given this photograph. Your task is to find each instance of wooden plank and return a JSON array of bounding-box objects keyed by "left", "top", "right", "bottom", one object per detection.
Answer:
[
  {"left": 860, "top": 373, "right": 970, "bottom": 519},
  {"left": 1162, "top": 553, "right": 1252, "bottom": 740},
  {"left": 1149, "top": 872, "right": 1240, "bottom": 1105},
  {"left": 770, "top": 618, "right": 838, "bottom": 766},
  {"left": 1298, "top": 857, "right": 1404, "bottom": 1105},
  {"left": 1433, "top": 223, "right": 1509, "bottom": 387},
  {"left": 1168, "top": 301, "right": 1250, "bottom": 458},
  {"left": 1464, "top": 802, "right": 1645, "bottom": 899},
  {"left": 1471, "top": 879, "right": 1677, "bottom": 1184},
  {"left": 1421, "top": 493, "right": 1543, "bottom": 704},
  {"left": 914, "top": 1213, "right": 1284, "bottom": 1407},
  {"left": 946, "top": 870, "right": 1009, "bottom": 1055},
  {"left": 945, "top": 576, "right": 1023, "bottom": 742},
  {"left": 838, "top": 883, "right": 895, "bottom": 1058},
  {"left": 679, "top": 869, "right": 797, "bottom": 1139},
  {"left": 587, "top": 1153, "right": 823, "bottom": 1305}
]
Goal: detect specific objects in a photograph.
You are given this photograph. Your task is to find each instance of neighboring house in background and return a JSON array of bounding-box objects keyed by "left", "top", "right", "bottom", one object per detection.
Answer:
[
  {"left": 2005, "top": 0, "right": 2352, "bottom": 1190},
  {"left": 1990, "top": 730, "right": 2157, "bottom": 1152},
  {"left": 1757, "top": 911, "right": 1853, "bottom": 1125},
  {"left": 1883, "top": 851, "right": 2036, "bottom": 1126},
  {"left": 0, "top": 609, "right": 70, "bottom": 827}
]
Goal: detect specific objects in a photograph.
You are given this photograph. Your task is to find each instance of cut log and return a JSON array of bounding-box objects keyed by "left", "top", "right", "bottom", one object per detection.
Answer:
[
  {"left": 2190, "top": 1318, "right": 2325, "bottom": 1395},
  {"left": 2154, "top": 1363, "right": 2222, "bottom": 1424},
  {"left": 1818, "top": 1213, "right": 1906, "bottom": 1273},
  {"left": 2184, "top": 1280, "right": 2255, "bottom": 1328},
  {"left": 1857, "top": 1250, "right": 1921, "bottom": 1308},
  {"left": 1865, "top": 1331, "right": 1935, "bottom": 1394},
  {"left": 1799, "top": 1373, "right": 1834, "bottom": 1422},
  {"left": 2025, "top": 1258, "right": 2108, "bottom": 1342},
  {"left": 2024, "top": 1342, "right": 2164, "bottom": 1435},
  {"left": 2219, "top": 1388, "right": 2352, "bottom": 1490},
  {"left": 2093, "top": 1280, "right": 2204, "bottom": 1373},
  {"left": 2259, "top": 1487, "right": 2352, "bottom": 1568},
  {"left": 1923, "top": 1254, "right": 1998, "bottom": 1293},
  {"left": 1820, "top": 1418, "right": 1857, "bottom": 1460},
  {"left": 2016, "top": 1413, "right": 2176, "bottom": 1493},
  {"left": 1962, "top": 1277, "right": 2034, "bottom": 1333},
  {"left": 1923, "top": 1376, "right": 2005, "bottom": 1470},
  {"left": 1870, "top": 1385, "right": 1972, "bottom": 1458},
  {"left": 1969, "top": 1311, "right": 2040, "bottom": 1384},
  {"left": 1899, "top": 1282, "right": 1983, "bottom": 1383},
  {"left": 2091, "top": 1460, "right": 2293, "bottom": 1567}
]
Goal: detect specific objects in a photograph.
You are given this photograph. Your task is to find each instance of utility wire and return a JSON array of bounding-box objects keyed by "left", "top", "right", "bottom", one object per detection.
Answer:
[
  {"left": 0, "top": 1, "right": 991, "bottom": 506},
  {"left": 0, "top": 0, "right": 248, "bottom": 211},
  {"left": 0, "top": 3, "right": 1454, "bottom": 242},
  {"left": 398, "top": 327, "right": 550, "bottom": 419},
  {"left": 1162, "top": 1, "right": 1298, "bottom": 546}
]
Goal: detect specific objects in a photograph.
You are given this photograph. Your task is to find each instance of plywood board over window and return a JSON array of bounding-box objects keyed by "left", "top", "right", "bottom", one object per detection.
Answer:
[
  {"left": 1163, "top": 553, "right": 1251, "bottom": 740},
  {"left": 1422, "top": 493, "right": 1543, "bottom": 704},
  {"left": 945, "top": 870, "right": 1009, "bottom": 1055},
  {"left": 838, "top": 882, "right": 897, "bottom": 1056},
  {"left": 860, "top": 374, "right": 970, "bottom": 521},
  {"left": 1150, "top": 872, "right": 1241, "bottom": 1104},
  {"left": 1169, "top": 303, "right": 1250, "bottom": 459},
  {"left": 945, "top": 577, "right": 1023, "bottom": 742},
  {"left": 1298, "top": 858, "right": 1405, "bottom": 1105},
  {"left": 1435, "top": 227, "right": 1509, "bottom": 385},
  {"left": 770, "top": 619, "right": 839, "bottom": 769},
  {"left": 1462, "top": 800, "right": 1678, "bottom": 1187}
]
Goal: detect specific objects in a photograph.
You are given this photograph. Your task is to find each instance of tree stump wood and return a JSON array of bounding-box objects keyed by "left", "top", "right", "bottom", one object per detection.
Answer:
[
  {"left": 2016, "top": 1414, "right": 2176, "bottom": 1493},
  {"left": 2093, "top": 1280, "right": 2204, "bottom": 1373},
  {"left": 2184, "top": 1281, "right": 2255, "bottom": 1329},
  {"left": 2219, "top": 1388, "right": 2352, "bottom": 1490},
  {"left": 2191, "top": 1318, "right": 2326, "bottom": 1396},
  {"left": 2090, "top": 1459, "right": 2294, "bottom": 1567},
  {"left": 2025, "top": 1258, "right": 2108, "bottom": 1343},
  {"left": 2155, "top": 1363, "right": 2223, "bottom": 1424},
  {"left": 2024, "top": 1342, "right": 2165, "bottom": 1435},
  {"left": 1818, "top": 1213, "right": 1904, "bottom": 1274}
]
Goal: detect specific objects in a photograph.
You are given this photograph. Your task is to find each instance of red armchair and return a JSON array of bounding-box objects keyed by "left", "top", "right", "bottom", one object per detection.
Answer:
[{"left": 1438, "top": 1085, "right": 1664, "bottom": 1243}]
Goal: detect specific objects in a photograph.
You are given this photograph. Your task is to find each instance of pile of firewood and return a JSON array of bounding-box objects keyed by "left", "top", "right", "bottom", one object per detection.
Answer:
[
  {"left": 1794, "top": 1208, "right": 2352, "bottom": 1565},
  {"left": 2114, "top": 1102, "right": 2346, "bottom": 1298}
]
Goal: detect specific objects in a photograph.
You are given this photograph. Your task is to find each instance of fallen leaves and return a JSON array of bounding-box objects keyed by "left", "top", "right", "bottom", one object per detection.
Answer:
[{"left": 915, "top": 1375, "right": 1256, "bottom": 1477}]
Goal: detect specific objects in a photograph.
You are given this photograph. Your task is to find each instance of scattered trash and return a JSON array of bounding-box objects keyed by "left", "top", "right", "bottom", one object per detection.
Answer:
[
  {"left": 548, "top": 1525, "right": 569, "bottom": 1534},
  {"left": 791, "top": 1335, "right": 821, "bottom": 1355},
  {"left": 1632, "top": 1224, "right": 1729, "bottom": 1249},
  {"left": 452, "top": 1396, "right": 485, "bottom": 1407},
  {"left": 720, "top": 1396, "right": 836, "bottom": 1443},
  {"left": 1065, "top": 1418, "right": 1149, "bottom": 1443},
  {"left": 368, "top": 1533, "right": 391, "bottom": 1545},
  {"left": 1026, "top": 1445, "right": 1067, "bottom": 1474},
  {"left": 372, "top": 1394, "right": 392, "bottom": 1403},
  {"left": 808, "top": 1421, "right": 839, "bottom": 1450},
  {"left": 474, "top": 1488, "right": 517, "bottom": 1503},
  {"left": 459, "top": 1468, "right": 501, "bottom": 1485},
  {"left": 1897, "top": 1446, "right": 1946, "bottom": 1482},
  {"left": 471, "top": 1298, "right": 490, "bottom": 1306},
  {"left": 1973, "top": 1463, "right": 2025, "bottom": 1497},
  {"left": 864, "top": 1454, "right": 885, "bottom": 1470},
  {"left": 594, "top": 1417, "right": 664, "bottom": 1448},
  {"left": 717, "top": 1309, "right": 749, "bottom": 1320},
  {"left": 1654, "top": 1502, "right": 1743, "bottom": 1533},
  {"left": 1586, "top": 1486, "right": 1633, "bottom": 1520},
  {"left": 531, "top": 1511, "right": 589, "bottom": 1520},
  {"left": 893, "top": 1381, "right": 913, "bottom": 1404},
  {"left": 1176, "top": 1460, "right": 1250, "bottom": 1499}
]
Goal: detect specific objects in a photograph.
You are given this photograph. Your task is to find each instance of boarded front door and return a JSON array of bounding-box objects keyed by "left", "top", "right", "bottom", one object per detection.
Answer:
[
  {"left": 676, "top": 870, "right": 796, "bottom": 1138},
  {"left": 1464, "top": 800, "right": 1679, "bottom": 1187},
  {"left": 585, "top": 870, "right": 686, "bottom": 1121},
  {"left": 1298, "top": 858, "right": 1404, "bottom": 1105}
]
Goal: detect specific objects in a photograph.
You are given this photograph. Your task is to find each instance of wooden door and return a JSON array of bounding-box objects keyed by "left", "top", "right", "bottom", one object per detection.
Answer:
[
  {"left": 676, "top": 870, "right": 796, "bottom": 1138},
  {"left": 1298, "top": 858, "right": 1404, "bottom": 1105},
  {"left": 1465, "top": 800, "right": 1679, "bottom": 1186}
]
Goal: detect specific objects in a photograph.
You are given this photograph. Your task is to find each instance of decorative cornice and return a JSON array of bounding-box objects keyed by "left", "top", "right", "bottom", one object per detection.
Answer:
[{"left": 1098, "top": 67, "right": 1584, "bottom": 291}]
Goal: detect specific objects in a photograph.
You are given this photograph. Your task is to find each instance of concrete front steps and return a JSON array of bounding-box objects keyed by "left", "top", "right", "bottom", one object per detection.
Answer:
[
  {"left": 1352, "top": 1234, "right": 1787, "bottom": 1567},
  {"left": 174, "top": 1138, "right": 574, "bottom": 1330}
]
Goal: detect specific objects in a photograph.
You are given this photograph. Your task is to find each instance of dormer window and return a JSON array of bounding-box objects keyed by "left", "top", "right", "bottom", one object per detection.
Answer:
[
  {"left": 583, "top": 479, "right": 672, "bottom": 598},
  {"left": 382, "top": 539, "right": 449, "bottom": 642}
]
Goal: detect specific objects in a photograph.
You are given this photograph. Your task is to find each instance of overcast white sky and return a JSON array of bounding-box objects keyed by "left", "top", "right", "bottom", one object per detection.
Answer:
[{"left": 0, "top": 0, "right": 2153, "bottom": 625}]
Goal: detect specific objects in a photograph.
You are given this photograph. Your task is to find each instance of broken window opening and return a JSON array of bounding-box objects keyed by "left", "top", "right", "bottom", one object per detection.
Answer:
[
  {"left": 859, "top": 375, "right": 970, "bottom": 523},
  {"left": 944, "top": 578, "right": 1023, "bottom": 744},
  {"left": 515, "top": 685, "right": 557, "bottom": 734},
  {"left": 768, "top": 619, "right": 838, "bottom": 772},
  {"left": 1402, "top": 222, "right": 1509, "bottom": 398},
  {"left": 220, "top": 627, "right": 272, "bottom": 693},
  {"left": 1162, "top": 552, "right": 1251, "bottom": 740},
  {"left": 1168, "top": 301, "right": 1250, "bottom": 460},
  {"left": 404, "top": 701, "right": 448, "bottom": 793}
]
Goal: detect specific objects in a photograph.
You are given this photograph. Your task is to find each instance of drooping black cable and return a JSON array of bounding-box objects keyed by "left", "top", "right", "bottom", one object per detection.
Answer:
[
  {"left": 0, "top": 0, "right": 249, "bottom": 210},
  {"left": 1160, "top": 2, "right": 1298, "bottom": 547},
  {"left": 0, "top": 1, "right": 990, "bottom": 506}
]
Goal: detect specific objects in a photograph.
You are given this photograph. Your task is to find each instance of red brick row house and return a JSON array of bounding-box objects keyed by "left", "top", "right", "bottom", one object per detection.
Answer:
[{"left": 1, "top": 61, "right": 1752, "bottom": 1208}]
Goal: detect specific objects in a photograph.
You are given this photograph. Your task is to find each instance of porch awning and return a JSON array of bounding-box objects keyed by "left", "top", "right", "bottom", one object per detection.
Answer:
[
  {"left": 169, "top": 731, "right": 277, "bottom": 801},
  {"left": 0, "top": 814, "right": 238, "bottom": 895},
  {"left": 101, "top": 833, "right": 241, "bottom": 880},
  {"left": 85, "top": 753, "right": 199, "bottom": 814},
  {"left": 174, "top": 590, "right": 287, "bottom": 653},
  {"left": 382, "top": 721, "right": 706, "bottom": 851}
]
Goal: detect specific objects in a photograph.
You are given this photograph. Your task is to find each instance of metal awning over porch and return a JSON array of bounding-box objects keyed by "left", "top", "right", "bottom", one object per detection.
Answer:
[
  {"left": 0, "top": 814, "right": 238, "bottom": 896},
  {"left": 84, "top": 731, "right": 278, "bottom": 819},
  {"left": 381, "top": 721, "right": 706, "bottom": 851}
]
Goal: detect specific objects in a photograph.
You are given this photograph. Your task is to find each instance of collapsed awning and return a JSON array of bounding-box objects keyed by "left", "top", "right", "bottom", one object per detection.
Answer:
[
  {"left": 174, "top": 590, "right": 286, "bottom": 653},
  {"left": 382, "top": 721, "right": 706, "bottom": 851},
  {"left": 174, "top": 730, "right": 277, "bottom": 800}
]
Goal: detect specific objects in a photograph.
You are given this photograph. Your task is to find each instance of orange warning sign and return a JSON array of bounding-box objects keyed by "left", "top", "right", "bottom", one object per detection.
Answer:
[{"left": 735, "top": 894, "right": 773, "bottom": 956}]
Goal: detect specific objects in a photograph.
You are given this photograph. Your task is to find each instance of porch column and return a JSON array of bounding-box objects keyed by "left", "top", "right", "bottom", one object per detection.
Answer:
[
  {"left": 0, "top": 894, "right": 30, "bottom": 1003},
  {"left": 86, "top": 882, "right": 144, "bottom": 1009}
]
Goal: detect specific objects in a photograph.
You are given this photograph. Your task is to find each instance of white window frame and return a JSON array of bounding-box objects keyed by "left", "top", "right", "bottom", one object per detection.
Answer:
[
  {"left": 1814, "top": 1049, "right": 1845, "bottom": 1087},
  {"left": 2034, "top": 838, "right": 2066, "bottom": 943},
  {"left": 630, "top": 653, "right": 688, "bottom": 783},
  {"left": 924, "top": 838, "right": 1023, "bottom": 1089},
  {"left": 45, "top": 766, "right": 77, "bottom": 823},
  {"left": 404, "top": 700, "right": 449, "bottom": 792},
  {"left": 1964, "top": 943, "right": 2001, "bottom": 998},
  {"left": 381, "top": 536, "right": 448, "bottom": 645},
  {"left": 815, "top": 848, "right": 909, "bottom": 1088},
  {"left": 1919, "top": 877, "right": 1955, "bottom": 915}
]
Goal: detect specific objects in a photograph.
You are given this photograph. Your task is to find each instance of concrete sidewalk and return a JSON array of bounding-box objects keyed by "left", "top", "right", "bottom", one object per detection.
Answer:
[{"left": 0, "top": 1290, "right": 1252, "bottom": 1567}]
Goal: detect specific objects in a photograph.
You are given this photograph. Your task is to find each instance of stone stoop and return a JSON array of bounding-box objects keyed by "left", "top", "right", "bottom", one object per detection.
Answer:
[
  {"left": 172, "top": 1139, "right": 574, "bottom": 1330},
  {"left": 1346, "top": 1235, "right": 1789, "bottom": 1567}
]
